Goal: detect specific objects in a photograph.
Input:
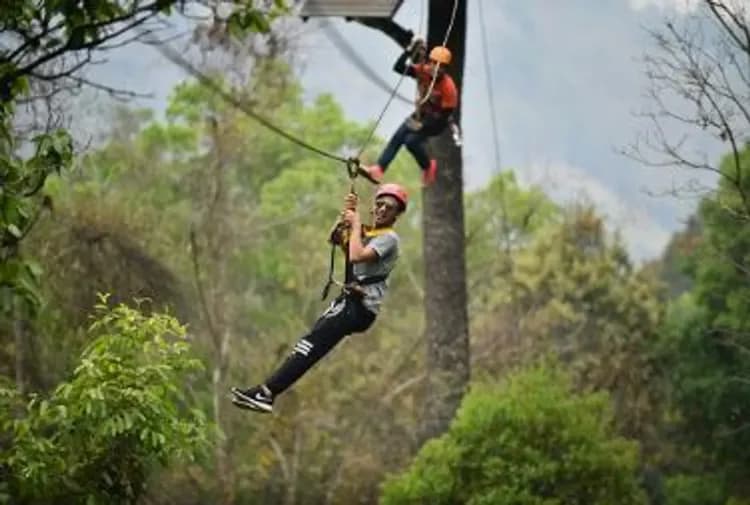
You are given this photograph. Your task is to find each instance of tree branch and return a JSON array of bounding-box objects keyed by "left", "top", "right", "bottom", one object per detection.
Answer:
[
  {"left": 189, "top": 226, "right": 220, "bottom": 349},
  {"left": 706, "top": 0, "right": 750, "bottom": 54},
  {"left": 4, "top": 4, "right": 163, "bottom": 92}
]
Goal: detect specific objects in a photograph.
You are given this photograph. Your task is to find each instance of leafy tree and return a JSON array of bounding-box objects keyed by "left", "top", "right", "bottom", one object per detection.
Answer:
[
  {"left": 664, "top": 474, "right": 727, "bottom": 505},
  {"left": 0, "top": 125, "right": 73, "bottom": 394},
  {"left": 0, "top": 0, "right": 286, "bottom": 105},
  {"left": 641, "top": 215, "right": 701, "bottom": 300},
  {"left": 0, "top": 127, "right": 72, "bottom": 313},
  {"left": 470, "top": 204, "right": 665, "bottom": 447},
  {"left": 0, "top": 297, "right": 208, "bottom": 505},
  {"left": 659, "top": 147, "right": 750, "bottom": 489},
  {"left": 465, "top": 170, "right": 559, "bottom": 321},
  {"left": 0, "top": 0, "right": 285, "bottom": 397},
  {"left": 26, "top": 64, "right": 427, "bottom": 504},
  {"left": 379, "top": 364, "right": 646, "bottom": 505}
]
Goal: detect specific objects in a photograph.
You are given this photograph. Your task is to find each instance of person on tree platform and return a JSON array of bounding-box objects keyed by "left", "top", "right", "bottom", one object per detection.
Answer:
[
  {"left": 231, "top": 183, "right": 408, "bottom": 413},
  {"left": 362, "top": 39, "right": 459, "bottom": 187}
]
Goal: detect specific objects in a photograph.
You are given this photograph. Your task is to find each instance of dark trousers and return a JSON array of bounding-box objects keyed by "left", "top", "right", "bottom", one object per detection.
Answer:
[
  {"left": 377, "top": 119, "right": 432, "bottom": 171},
  {"left": 265, "top": 296, "right": 376, "bottom": 396}
]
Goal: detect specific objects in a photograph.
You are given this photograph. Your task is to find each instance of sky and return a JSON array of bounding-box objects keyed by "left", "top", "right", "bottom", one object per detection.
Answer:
[{"left": 83, "top": 0, "right": 728, "bottom": 262}]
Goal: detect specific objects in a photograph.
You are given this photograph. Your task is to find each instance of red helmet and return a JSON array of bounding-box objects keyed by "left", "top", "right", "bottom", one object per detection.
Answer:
[{"left": 375, "top": 183, "right": 408, "bottom": 212}]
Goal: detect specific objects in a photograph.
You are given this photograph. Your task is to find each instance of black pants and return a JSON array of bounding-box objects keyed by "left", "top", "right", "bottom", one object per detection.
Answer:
[{"left": 265, "top": 295, "right": 376, "bottom": 396}]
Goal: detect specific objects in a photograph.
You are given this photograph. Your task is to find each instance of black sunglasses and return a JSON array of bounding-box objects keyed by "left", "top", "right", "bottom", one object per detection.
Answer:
[{"left": 375, "top": 199, "right": 401, "bottom": 212}]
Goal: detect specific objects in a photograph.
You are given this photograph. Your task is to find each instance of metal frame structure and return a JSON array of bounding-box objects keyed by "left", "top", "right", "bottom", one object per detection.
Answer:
[{"left": 299, "top": 0, "right": 404, "bottom": 19}]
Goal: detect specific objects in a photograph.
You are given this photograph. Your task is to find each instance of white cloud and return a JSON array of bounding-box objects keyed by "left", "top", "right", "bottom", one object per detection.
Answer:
[
  {"left": 628, "top": 0, "right": 701, "bottom": 13},
  {"left": 517, "top": 161, "right": 672, "bottom": 262}
]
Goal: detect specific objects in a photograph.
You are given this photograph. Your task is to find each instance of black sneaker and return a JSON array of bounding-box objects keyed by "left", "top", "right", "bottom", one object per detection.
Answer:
[{"left": 231, "top": 385, "right": 273, "bottom": 414}]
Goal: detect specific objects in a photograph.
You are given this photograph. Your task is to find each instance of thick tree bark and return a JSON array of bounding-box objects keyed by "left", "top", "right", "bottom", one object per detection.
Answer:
[
  {"left": 359, "top": 0, "right": 470, "bottom": 442},
  {"left": 420, "top": 0, "right": 469, "bottom": 441}
]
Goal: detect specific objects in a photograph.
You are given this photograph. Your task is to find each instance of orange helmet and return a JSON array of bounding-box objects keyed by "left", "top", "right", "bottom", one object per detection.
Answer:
[
  {"left": 376, "top": 183, "right": 409, "bottom": 212},
  {"left": 429, "top": 46, "right": 452, "bottom": 65}
]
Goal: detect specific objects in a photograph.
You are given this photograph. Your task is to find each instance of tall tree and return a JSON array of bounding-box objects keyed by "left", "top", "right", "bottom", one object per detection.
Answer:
[
  {"left": 380, "top": 365, "right": 647, "bottom": 505},
  {"left": 358, "top": 0, "right": 470, "bottom": 442},
  {"left": 659, "top": 147, "right": 750, "bottom": 495},
  {"left": 628, "top": 2, "right": 750, "bottom": 496}
]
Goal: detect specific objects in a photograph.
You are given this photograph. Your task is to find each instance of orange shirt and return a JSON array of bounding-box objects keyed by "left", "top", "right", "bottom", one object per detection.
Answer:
[{"left": 412, "top": 63, "right": 459, "bottom": 113}]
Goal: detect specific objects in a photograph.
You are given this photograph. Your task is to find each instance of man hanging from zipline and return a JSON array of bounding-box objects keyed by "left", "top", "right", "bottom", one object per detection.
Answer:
[
  {"left": 362, "top": 39, "right": 458, "bottom": 187},
  {"left": 231, "top": 183, "right": 408, "bottom": 413}
]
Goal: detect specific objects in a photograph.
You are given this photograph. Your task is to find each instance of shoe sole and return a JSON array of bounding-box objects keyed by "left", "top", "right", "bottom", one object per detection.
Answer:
[
  {"left": 231, "top": 396, "right": 269, "bottom": 413},
  {"left": 231, "top": 388, "right": 273, "bottom": 414},
  {"left": 356, "top": 166, "right": 382, "bottom": 185},
  {"left": 231, "top": 396, "right": 260, "bottom": 411}
]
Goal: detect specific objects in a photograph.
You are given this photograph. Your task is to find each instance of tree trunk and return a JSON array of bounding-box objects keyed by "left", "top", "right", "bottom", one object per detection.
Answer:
[
  {"left": 14, "top": 300, "right": 26, "bottom": 395},
  {"left": 359, "top": 0, "right": 470, "bottom": 441},
  {"left": 212, "top": 328, "right": 233, "bottom": 505},
  {"left": 196, "top": 120, "right": 235, "bottom": 505},
  {"left": 420, "top": 0, "right": 470, "bottom": 441}
]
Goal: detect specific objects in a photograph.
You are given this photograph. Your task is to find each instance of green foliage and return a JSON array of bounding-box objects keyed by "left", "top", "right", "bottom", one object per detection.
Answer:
[
  {"left": 0, "top": 297, "right": 208, "bottom": 504},
  {"left": 227, "top": 0, "right": 288, "bottom": 35},
  {"left": 664, "top": 474, "right": 726, "bottom": 505},
  {"left": 23, "top": 63, "right": 427, "bottom": 504},
  {"left": 0, "top": 0, "right": 286, "bottom": 314},
  {"left": 0, "top": 128, "right": 73, "bottom": 313},
  {"left": 658, "top": 147, "right": 750, "bottom": 481},
  {"left": 0, "top": 0, "right": 288, "bottom": 105},
  {"left": 465, "top": 170, "right": 559, "bottom": 307},
  {"left": 472, "top": 204, "right": 665, "bottom": 444},
  {"left": 642, "top": 215, "right": 701, "bottom": 300},
  {"left": 380, "top": 365, "right": 646, "bottom": 505}
]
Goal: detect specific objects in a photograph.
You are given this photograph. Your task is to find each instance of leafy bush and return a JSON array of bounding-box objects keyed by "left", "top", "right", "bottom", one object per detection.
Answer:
[
  {"left": 0, "top": 297, "right": 209, "bottom": 504},
  {"left": 380, "top": 365, "right": 646, "bottom": 505},
  {"left": 664, "top": 474, "right": 726, "bottom": 505}
]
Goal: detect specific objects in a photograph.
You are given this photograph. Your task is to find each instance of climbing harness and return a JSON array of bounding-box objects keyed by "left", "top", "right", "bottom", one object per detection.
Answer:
[
  {"left": 450, "top": 120, "right": 463, "bottom": 147},
  {"left": 320, "top": 225, "right": 394, "bottom": 301},
  {"left": 321, "top": 181, "right": 406, "bottom": 300}
]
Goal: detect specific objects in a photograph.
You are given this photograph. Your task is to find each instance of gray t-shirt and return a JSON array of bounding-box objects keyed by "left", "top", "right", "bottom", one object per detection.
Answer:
[{"left": 352, "top": 231, "right": 400, "bottom": 314}]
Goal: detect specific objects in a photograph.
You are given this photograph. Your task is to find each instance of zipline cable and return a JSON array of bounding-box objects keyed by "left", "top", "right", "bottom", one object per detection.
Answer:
[
  {"left": 150, "top": 39, "right": 352, "bottom": 166},
  {"left": 477, "top": 0, "right": 501, "bottom": 172}
]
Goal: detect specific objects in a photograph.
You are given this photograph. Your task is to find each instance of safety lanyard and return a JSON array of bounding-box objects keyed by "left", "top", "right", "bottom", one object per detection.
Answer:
[{"left": 320, "top": 226, "right": 393, "bottom": 300}]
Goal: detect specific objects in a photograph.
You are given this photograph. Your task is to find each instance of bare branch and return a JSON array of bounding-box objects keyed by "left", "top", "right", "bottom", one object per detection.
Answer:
[
  {"left": 383, "top": 373, "right": 426, "bottom": 404},
  {"left": 28, "top": 54, "right": 93, "bottom": 81},
  {"left": 706, "top": 0, "right": 750, "bottom": 54},
  {"left": 71, "top": 77, "right": 152, "bottom": 101},
  {"left": 627, "top": 1, "right": 750, "bottom": 209}
]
